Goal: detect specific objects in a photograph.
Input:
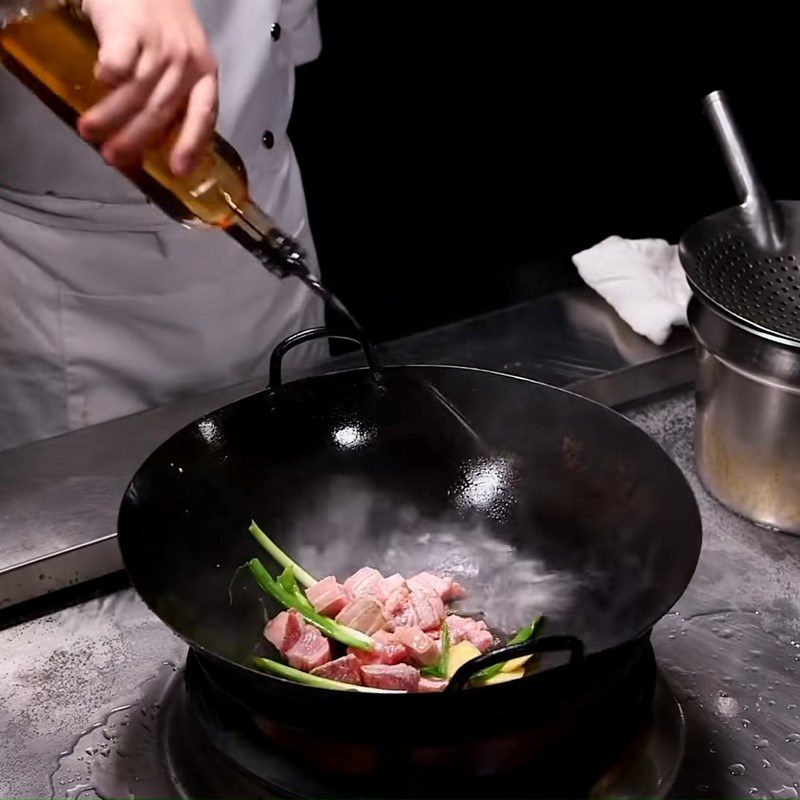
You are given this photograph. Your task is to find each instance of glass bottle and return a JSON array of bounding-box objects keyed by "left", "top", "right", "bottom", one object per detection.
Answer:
[{"left": 0, "top": 0, "right": 353, "bottom": 320}]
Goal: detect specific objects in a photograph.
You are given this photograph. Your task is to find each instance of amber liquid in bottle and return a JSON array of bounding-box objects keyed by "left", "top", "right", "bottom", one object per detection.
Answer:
[{"left": 0, "top": 2, "right": 362, "bottom": 332}]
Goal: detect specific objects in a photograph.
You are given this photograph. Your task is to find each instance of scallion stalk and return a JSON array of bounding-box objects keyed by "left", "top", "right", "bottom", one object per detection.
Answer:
[
  {"left": 420, "top": 619, "right": 450, "bottom": 679},
  {"left": 248, "top": 521, "right": 318, "bottom": 587},
  {"left": 253, "top": 657, "right": 399, "bottom": 693},
  {"left": 472, "top": 616, "right": 543, "bottom": 681},
  {"left": 247, "top": 558, "right": 374, "bottom": 651},
  {"left": 277, "top": 565, "right": 315, "bottom": 614}
]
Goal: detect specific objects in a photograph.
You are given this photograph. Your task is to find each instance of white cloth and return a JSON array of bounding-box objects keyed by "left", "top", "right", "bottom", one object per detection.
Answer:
[
  {"left": 0, "top": 0, "right": 324, "bottom": 451},
  {"left": 571, "top": 235, "right": 692, "bottom": 346}
]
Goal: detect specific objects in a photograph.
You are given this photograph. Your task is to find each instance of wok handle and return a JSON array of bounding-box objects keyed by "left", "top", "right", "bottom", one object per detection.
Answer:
[
  {"left": 269, "top": 326, "right": 380, "bottom": 388},
  {"left": 444, "top": 634, "right": 584, "bottom": 693}
]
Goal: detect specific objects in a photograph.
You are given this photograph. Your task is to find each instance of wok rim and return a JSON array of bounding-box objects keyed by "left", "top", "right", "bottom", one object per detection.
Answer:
[{"left": 117, "top": 363, "right": 703, "bottom": 695}]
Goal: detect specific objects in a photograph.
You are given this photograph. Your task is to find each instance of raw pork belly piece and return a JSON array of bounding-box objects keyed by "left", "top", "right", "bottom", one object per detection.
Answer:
[
  {"left": 371, "top": 573, "right": 406, "bottom": 603},
  {"left": 286, "top": 625, "right": 332, "bottom": 671},
  {"left": 348, "top": 630, "right": 407, "bottom": 666},
  {"left": 263, "top": 610, "right": 304, "bottom": 653},
  {"left": 310, "top": 654, "right": 362, "bottom": 685},
  {"left": 409, "top": 588, "right": 446, "bottom": 630},
  {"left": 264, "top": 610, "right": 332, "bottom": 671},
  {"left": 336, "top": 596, "right": 387, "bottom": 635},
  {"left": 445, "top": 614, "right": 494, "bottom": 652},
  {"left": 383, "top": 586, "right": 446, "bottom": 631},
  {"left": 407, "top": 571, "right": 466, "bottom": 602},
  {"left": 393, "top": 626, "right": 439, "bottom": 667},
  {"left": 305, "top": 575, "right": 351, "bottom": 616},
  {"left": 360, "top": 663, "right": 420, "bottom": 692},
  {"left": 343, "top": 567, "right": 384, "bottom": 599},
  {"left": 418, "top": 676, "right": 448, "bottom": 693}
]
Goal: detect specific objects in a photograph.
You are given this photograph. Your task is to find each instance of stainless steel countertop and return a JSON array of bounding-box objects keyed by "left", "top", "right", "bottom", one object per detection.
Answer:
[
  {"left": 1, "top": 390, "right": 798, "bottom": 799},
  {"left": 0, "top": 288, "right": 695, "bottom": 609}
]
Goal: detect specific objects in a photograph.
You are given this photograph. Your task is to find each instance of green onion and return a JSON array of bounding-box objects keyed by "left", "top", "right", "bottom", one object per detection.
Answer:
[
  {"left": 253, "top": 657, "right": 399, "bottom": 693},
  {"left": 277, "top": 565, "right": 315, "bottom": 614},
  {"left": 473, "top": 616, "right": 543, "bottom": 681},
  {"left": 246, "top": 558, "right": 374, "bottom": 651},
  {"left": 420, "top": 619, "right": 450, "bottom": 679},
  {"left": 248, "top": 520, "right": 318, "bottom": 588}
]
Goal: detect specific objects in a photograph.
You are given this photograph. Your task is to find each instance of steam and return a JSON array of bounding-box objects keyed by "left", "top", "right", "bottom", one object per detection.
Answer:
[{"left": 286, "top": 476, "right": 579, "bottom": 636}]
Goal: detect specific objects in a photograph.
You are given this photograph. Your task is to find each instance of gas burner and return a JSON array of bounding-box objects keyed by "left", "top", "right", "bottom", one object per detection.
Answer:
[
  {"left": 52, "top": 645, "right": 685, "bottom": 799},
  {"left": 170, "top": 644, "right": 683, "bottom": 799}
]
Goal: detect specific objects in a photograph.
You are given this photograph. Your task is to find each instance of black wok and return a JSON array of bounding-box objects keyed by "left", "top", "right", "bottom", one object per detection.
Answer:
[{"left": 118, "top": 328, "right": 701, "bottom": 748}]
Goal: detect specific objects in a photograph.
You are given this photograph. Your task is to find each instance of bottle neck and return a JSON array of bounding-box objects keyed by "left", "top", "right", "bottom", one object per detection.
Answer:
[{"left": 223, "top": 197, "right": 310, "bottom": 280}]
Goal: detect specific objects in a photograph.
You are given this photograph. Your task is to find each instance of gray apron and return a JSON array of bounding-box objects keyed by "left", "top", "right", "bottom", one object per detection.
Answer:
[{"left": 0, "top": 0, "right": 324, "bottom": 451}]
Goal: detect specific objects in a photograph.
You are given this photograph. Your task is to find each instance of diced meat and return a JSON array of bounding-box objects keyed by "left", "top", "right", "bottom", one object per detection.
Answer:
[
  {"left": 343, "top": 567, "right": 384, "bottom": 599},
  {"left": 446, "top": 614, "right": 494, "bottom": 652},
  {"left": 393, "top": 626, "right": 439, "bottom": 667},
  {"left": 410, "top": 589, "right": 446, "bottom": 630},
  {"left": 336, "top": 597, "right": 387, "bottom": 635},
  {"left": 348, "top": 630, "right": 407, "bottom": 666},
  {"left": 466, "top": 626, "right": 494, "bottom": 652},
  {"left": 407, "top": 571, "right": 466, "bottom": 602},
  {"left": 305, "top": 575, "right": 351, "bottom": 617},
  {"left": 383, "top": 585, "right": 446, "bottom": 631},
  {"left": 418, "top": 676, "right": 448, "bottom": 693},
  {"left": 444, "top": 614, "right": 470, "bottom": 643},
  {"left": 360, "top": 663, "right": 420, "bottom": 692},
  {"left": 286, "top": 624, "right": 332, "bottom": 671},
  {"left": 263, "top": 610, "right": 304, "bottom": 653},
  {"left": 310, "top": 654, "right": 362, "bottom": 685},
  {"left": 372, "top": 573, "right": 406, "bottom": 603},
  {"left": 383, "top": 586, "right": 411, "bottom": 625}
]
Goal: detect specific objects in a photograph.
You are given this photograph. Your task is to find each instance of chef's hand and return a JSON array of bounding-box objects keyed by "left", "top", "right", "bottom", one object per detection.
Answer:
[{"left": 77, "top": 0, "right": 218, "bottom": 177}]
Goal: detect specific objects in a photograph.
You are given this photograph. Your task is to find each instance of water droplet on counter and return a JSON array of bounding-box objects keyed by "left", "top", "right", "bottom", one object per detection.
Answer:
[
  {"left": 785, "top": 733, "right": 800, "bottom": 743},
  {"left": 750, "top": 789, "right": 760, "bottom": 796},
  {"left": 754, "top": 738, "right": 769, "bottom": 749},
  {"left": 65, "top": 784, "right": 93, "bottom": 799},
  {"left": 49, "top": 663, "right": 186, "bottom": 799},
  {"left": 787, "top": 704, "right": 796, "bottom": 711},
  {"left": 743, "top": 719, "right": 752, "bottom": 728},
  {"left": 762, "top": 759, "right": 771, "bottom": 768},
  {"left": 718, "top": 628, "right": 734, "bottom": 639},
  {"left": 768, "top": 700, "right": 776, "bottom": 706},
  {"left": 730, "top": 764, "right": 747, "bottom": 776},
  {"left": 769, "top": 787, "right": 799, "bottom": 800}
]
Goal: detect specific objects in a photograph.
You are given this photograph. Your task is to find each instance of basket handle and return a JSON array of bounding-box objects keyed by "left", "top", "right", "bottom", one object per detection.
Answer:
[{"left": 704, "top": 90, "right": 783, "bottom": 251}]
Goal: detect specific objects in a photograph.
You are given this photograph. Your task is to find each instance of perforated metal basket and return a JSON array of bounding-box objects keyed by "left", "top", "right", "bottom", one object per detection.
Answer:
[{"left": 679, "top": 92, "right": 800, "bottom": 345}]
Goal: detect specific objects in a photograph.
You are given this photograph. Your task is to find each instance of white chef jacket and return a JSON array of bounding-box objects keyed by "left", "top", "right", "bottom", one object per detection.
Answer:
[{"left": 0, "top": 0, "right": 324, "bottom": 451}]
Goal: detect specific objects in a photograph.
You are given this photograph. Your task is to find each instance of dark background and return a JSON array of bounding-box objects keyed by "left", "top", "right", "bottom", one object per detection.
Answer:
[{"left": 289, "top": 4, "right": 798, "bottom": 343}]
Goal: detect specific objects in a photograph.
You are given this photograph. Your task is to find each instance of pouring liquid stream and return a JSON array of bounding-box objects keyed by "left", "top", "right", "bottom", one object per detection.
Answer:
[{"left": 0, "top": 2, "right": 363, "bottom": 335}]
